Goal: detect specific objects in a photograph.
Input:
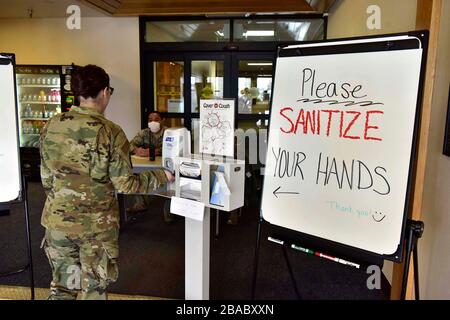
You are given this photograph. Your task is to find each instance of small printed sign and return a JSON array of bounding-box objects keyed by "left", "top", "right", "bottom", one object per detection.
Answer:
[
  {"left": 199, "top": 99, "right": 235, "bottom": 157},
  {"left": 170, "top": 196, "right": 205, "bottom": 221}
]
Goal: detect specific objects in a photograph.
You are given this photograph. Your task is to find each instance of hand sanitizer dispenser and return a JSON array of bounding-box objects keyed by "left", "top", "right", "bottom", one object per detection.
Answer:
[{"left": 162, "top": 128, "right": 191, "bottom": 172}]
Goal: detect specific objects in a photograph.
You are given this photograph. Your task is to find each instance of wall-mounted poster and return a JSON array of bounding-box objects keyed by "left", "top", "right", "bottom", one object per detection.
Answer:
[{"left": 199, "top": 99, "right": 235, "bottom": 157}]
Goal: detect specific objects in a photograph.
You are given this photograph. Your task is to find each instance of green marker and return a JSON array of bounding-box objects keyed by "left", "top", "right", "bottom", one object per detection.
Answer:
[{"left": 291, "top": 244, "right": 314, "bottom": 255}]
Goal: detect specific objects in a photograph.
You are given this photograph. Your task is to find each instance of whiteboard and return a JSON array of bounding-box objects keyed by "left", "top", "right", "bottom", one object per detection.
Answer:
[
  {"left": 0, "top": 54, "right": 21, "bottom": 202},
  {"left": 261, "top": 36, "right": 424, "bottom": 256},
  {"left": 199, "top": 99, "right": 235, "bottom": 157}
]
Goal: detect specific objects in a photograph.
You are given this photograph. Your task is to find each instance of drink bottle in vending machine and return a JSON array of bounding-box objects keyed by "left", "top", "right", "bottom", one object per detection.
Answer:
[{"left": 61, "top": 64, "right": 78, "bottom": 111}]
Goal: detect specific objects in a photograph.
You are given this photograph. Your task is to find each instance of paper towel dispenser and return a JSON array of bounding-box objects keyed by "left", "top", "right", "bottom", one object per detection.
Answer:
[{"left": 174, "top": 154, "right": 245, "bottom": 212}]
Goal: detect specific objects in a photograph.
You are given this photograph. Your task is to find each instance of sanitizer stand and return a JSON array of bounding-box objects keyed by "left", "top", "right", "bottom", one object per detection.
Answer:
[
  {"left": 185, "top": 209, "right": 210, "bottom": 299},
  {"left": 172, "top": 154, "right": 245, "bottom": 300}
]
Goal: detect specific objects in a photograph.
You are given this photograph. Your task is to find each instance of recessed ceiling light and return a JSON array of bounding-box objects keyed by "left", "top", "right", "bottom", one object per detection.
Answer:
[
  {"left": 243, "top": 30, "right": 274, "bottom": 37},
  {"left": 247, "top": 62, "right": 273, "bottom": 66}
]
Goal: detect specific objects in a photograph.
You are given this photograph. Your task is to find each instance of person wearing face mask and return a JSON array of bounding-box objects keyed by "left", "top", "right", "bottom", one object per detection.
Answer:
[
  {"left": 127, "top": 112, "right": 175, "bottom": 222},
  {"left": 130, "top": 112, "right": 167, "bottom": 158}
]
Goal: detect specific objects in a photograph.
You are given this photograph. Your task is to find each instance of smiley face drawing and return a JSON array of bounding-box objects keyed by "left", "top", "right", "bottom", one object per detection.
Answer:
[{"left": 372, "top": 211, "right": 386, "bottom": 222}]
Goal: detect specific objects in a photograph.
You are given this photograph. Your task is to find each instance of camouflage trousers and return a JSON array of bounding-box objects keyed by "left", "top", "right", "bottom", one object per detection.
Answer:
[{"left": 41, "top": 228, "right": 119, "bottom": 300}]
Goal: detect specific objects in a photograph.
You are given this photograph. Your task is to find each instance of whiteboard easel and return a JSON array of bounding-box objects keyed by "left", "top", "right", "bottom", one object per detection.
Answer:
[
  {"left": 260, "top": 32, "right": 427, "bottom": 260},
  {"left": 252, "top": 31, "right": 429, "bottom": 300},
  {"left": 0, "top": 53, "right": 21, "bottom": 203},
  {"left": 0, "top": 53, "right": 34, "bottom": 300}
]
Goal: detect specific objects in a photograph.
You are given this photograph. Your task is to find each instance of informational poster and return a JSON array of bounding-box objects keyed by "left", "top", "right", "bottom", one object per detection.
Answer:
[
  {"left": 0, "top": 54, "right": 21, "bottom": 202},
  {"left": 168, "top": 98, "right": 184, "bottom": 113},
  {"left": 199, "top": 99, "right": 235, "bottom": 157},
  {"left": 261, "top": 35, "right": 424, "bottom": 257}
]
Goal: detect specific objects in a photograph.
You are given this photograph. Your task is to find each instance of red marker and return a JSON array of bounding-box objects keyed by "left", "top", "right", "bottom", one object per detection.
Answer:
[{"left": 315, "top": 251, "right": 339, "bottom": 263}]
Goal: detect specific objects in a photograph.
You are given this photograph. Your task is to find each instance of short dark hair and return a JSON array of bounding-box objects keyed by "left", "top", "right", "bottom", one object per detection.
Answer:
[
  {"left": 148, "top": 111, "right": 162, "bottom": 119},
  {"left": 71, "top": 64, "right": 110, "bottom": 99}
]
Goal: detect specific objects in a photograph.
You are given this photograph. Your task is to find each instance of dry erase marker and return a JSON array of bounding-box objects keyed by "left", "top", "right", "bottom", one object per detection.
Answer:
[
  {"left": 268, "top": 237, "right": 284, "bottom": 245},
  {"left": 291, "top": 244, "right": 314, "bottom": 255},
  {"left": 315, "top": 252, "right": 339, "bottom": 263},
  {"left": 337, "top": 258, "right": 360, "bottom": 269}
]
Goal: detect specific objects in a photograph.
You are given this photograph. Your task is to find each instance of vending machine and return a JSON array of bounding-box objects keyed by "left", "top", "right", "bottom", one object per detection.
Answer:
[{"left": 15, "top": 64, "right": 77, "bottom": 180}]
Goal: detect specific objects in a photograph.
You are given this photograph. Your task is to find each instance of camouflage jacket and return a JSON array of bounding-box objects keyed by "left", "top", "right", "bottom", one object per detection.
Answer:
[
  {"left": 129, "top": 126, "right": 167, "bottom": 153},
  {"left": 40, "top": 106, "right": 168, "bottom": 235}
]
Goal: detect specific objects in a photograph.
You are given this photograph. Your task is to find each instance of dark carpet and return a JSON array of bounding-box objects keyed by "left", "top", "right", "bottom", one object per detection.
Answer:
[{"left": 0, "top": 182, "right": 390, "bottom": 299}]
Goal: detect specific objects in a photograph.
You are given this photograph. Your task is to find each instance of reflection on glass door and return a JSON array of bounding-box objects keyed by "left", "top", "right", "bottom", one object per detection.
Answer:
[
  {"left": 191, "top": 60, "right": 224, "bottom": 113},
  {"left": 238, "top": 61, "right": 273, "bottom": 115},
  {"left": 154, "top": 61, "right": 184, "bottom": 113}
]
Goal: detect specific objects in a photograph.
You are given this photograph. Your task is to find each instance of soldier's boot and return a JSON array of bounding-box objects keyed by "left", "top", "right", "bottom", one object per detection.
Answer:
[
  {"left": 47, "top": 282, "right": 79, "bottom": 300},
  {"left": 126, "top": 195, "right": 148, "bottom": 214}
]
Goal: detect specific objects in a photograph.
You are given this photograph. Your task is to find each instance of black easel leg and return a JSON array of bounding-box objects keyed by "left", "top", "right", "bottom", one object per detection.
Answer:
[
  {"left": 401, "top": 219, "right": 424, "bottom": 300},
  {"left": 23, "top": 176, "right": 35, "bottom": 300},
  {"left": 117, "top": 193, "right": 127, "bottom": 232},
  {"left": 413, "top": 237, "right": 420, "bottom": 300},
  {"left": 251, "top": 218, "right": 262, "bottom": 300},
  {"left": 401, "top": 222, "right": 414, "bottom": 300},
  {"left": 282, "top": 245, "right": 301, "bottom": 299}
]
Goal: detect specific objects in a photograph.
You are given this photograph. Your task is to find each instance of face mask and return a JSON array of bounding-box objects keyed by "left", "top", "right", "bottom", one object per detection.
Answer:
[{"left": 148, "top": 121, "right": 161, "bottom": 133}]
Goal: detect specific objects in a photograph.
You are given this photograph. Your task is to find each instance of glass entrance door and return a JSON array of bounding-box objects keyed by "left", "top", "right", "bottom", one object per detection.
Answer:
[
  {"left": 144, "top": 52, "right": 274, "bottom": 157},
  {"left": 236, "top": 60, "right": 273, "bottom": 115},
  {"left": 231, "top": 53, "right": 275, "bottom": 169},
  {"left": 146, "top": 53, "right": 230, "bottom": 128},
  {"left": 231, "top": 53, "right": 274, "bottom": 128}
]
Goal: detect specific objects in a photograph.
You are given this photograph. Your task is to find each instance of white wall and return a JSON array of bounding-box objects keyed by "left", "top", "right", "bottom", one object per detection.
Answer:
[
  {"left": 420, "top": 0, "right": 450, "bottom": 299},
  {"left": 0, "top": 17, "right": 141, "bottom": 139},
  {"left": 328, "top": 0, "right": 417, "bottom": 39}
]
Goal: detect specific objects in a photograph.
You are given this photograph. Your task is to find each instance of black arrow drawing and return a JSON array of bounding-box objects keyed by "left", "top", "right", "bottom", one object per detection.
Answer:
[{"left": 273, "top": 186, "right": 300, "bottom": 198}]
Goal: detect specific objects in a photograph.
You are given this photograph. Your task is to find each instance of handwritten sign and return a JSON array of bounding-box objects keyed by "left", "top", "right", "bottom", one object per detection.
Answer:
[
  {"left": 261, "top": 36, "right": 424, "bottom": 256},
  {"left": 170, "top": 196, "right": 205, "bottom": 221},
  {"left": 0, "top": 55, "right": 21, "bottom": 203}
]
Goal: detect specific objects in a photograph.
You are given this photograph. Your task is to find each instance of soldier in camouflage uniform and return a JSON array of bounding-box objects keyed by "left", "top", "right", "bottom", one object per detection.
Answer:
[
  {"left": 39, "top": 65, "right": 173, "bottom": 300},
  {"left": 127, "top": 112, "right": 172, "bottom": 219}
]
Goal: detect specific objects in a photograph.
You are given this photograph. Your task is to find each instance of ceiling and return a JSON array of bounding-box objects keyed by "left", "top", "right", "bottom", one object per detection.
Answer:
[
  {"left": 0, "top": 0, "right": 106, "bottom": 18},
  {"left": 0, "top": 0, "right": 337, "bottom": 19},
  {"left": 79, "top": 0, "right": 338, "bottom": 16}
]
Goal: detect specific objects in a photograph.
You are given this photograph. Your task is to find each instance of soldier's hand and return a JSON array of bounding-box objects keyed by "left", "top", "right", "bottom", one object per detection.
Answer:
[
  {"left": 135, "top": 147, "right": 149, "bottom": 157},
  {"left": 164, "top": 170, "right": 175, "bottom": 183}
]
